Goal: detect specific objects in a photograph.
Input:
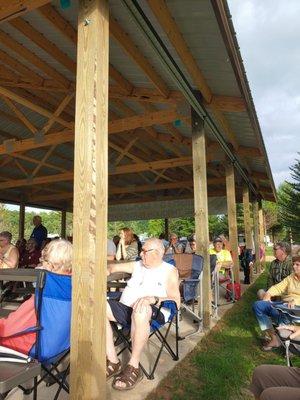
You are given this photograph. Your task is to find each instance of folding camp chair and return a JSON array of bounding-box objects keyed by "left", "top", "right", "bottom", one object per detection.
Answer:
[
  {"left": 273, "top": 305, "right": 300, "bottom": 367},
  {"left": 108, "top": 292, "right": 179, "bottom": 380},
  {"left": 0, "top": 270, "right": 71, "bottom": 400},
  {"left": 211, "top": 261, "right": 235, "bottom": 315},
  {"left": 173, "top": 253, "right": 203, "bottom": 337}
]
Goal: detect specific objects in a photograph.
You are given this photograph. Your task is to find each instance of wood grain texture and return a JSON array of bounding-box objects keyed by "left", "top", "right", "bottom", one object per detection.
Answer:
[
  {"left": 225, "top": 162, "right": 239, "bottom": 282},
  {"left": 192, "top": 110, "right": 211, "bottom": 328},
  {"left": 70, "top": 1, "right": 108, "bottom": 399}
]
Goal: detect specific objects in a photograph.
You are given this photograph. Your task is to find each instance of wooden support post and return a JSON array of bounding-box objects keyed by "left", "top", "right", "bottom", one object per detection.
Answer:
[
  {"left": 253, "top": 200, "right": 261, "bottom": 274},
  {"left": 61, "top": 210, "right": 67, "bottom": 239},
  {"left": 70, "top": 1, "right": 108, "bottom": 399},
  {"left": 258, "top": 200, "right": 265, "bottom": 269},
  {"left": 19, "top": 203, "right": 25, "bottom": 239},
  {"left": 242, "top": 185, "right": 253, "bottom": 282},
  {"left": 242, "top": 186, "right": 252, "bottom": 249},
  {"left": 225, "top": 162, "right": 239, "bottom": 283},
  {"left": 191, "top": 106, "right": 211, "bottom": 328},
  {"left": 164, "top": 218, "right": 169, "bottom": 238}
]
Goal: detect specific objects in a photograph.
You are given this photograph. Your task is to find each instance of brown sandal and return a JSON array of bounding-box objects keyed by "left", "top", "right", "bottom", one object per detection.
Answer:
[
  {"left": 106, "top": 359, "right": 122, "bottom": 380},
  {"left": 112, "top": 364, "right": 143, "bottom": 391}
]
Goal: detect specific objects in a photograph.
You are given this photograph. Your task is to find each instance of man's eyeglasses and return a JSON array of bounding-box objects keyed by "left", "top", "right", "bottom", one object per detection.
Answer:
[
  {"left": 273, "top": 247, "right": 281, "bottom": 251},
  {"left": 140, "top": 248, "right": 155, "bottom": 255}
]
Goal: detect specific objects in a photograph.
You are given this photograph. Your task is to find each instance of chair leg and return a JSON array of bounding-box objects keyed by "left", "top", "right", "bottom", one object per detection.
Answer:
[{"left": 33, "top": 376, "right": 38, "bottom": 400}]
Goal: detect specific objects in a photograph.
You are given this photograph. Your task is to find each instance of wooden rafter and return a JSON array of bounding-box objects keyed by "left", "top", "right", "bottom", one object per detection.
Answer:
[
  {"left": 0, "top": 29, "right": 70, "bottom": 87},
  {"left": 1, "top": 96, "right": 37, "bottom": 134},
  {"left": 109, "top": 18, "right": 169, "bottom": 97},
  {"left": 9, "top": 18, "right": 77, "bottom": 74},
  {"left": 0, "top": 0, "right": 51, "bottom": 23},
  {"left": 0, "top": 86, "right": 73, "bottom": 129}
]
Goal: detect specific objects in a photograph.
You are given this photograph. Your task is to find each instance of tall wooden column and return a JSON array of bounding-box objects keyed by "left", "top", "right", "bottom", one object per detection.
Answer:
[
  {"left": 258, "top": 200, "right": 265, "bottom": 267},
  {"left": 70, "top": 1, "right": 108, "bottom": 399},
  {"left": 164, "top": 218, "right": 169, "bottom": 238},
  {"left": 225, "top": 163, "right": 239, "bottom": 282},
  {"left": 253, "top": 200, "right": 260, "bottom": 274},
  {"left": 19, "top": 203, "right": 25, "bottom": 239},
  {"left": 191, "top": 107, "right": 211, "bottom": 328},
  {"left": 242, "top": 185, "right": 253, "bottom": 282},
  {"left": 61, "top": 210, "right": 67, "bottom": 239},
  {"left": 242, "top": 186, "right": 252, "bottom": 249}
]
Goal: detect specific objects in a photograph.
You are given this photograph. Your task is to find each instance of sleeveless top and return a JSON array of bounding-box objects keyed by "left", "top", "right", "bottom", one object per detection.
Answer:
[
  {"left": 0, "top": 244, "right": 18, "bottom": 269},
  {"left": 120, "top": 261, "right": 175, "bottom": 320}
]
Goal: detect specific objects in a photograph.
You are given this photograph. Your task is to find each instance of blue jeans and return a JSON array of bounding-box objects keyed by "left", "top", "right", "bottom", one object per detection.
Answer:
[{"left": 252, "top": 301, "right": 289, "bottom": 331}]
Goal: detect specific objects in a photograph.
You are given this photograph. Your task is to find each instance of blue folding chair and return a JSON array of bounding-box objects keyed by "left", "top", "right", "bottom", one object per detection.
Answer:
[{"left": 9, "top": 270, "right": 71, "bottom": 400}]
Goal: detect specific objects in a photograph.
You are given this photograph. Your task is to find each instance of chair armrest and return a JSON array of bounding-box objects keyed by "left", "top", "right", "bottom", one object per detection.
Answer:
[{"left": 160, "top": 300, "right": 178, "bottom": 311}]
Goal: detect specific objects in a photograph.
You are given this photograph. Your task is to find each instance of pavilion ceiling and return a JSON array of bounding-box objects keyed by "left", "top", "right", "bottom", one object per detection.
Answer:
[{"left": 0, "top": 0, "right": 276, "bottom": 212}]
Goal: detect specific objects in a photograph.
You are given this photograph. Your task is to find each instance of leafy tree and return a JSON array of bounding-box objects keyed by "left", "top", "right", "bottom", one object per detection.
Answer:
[{"left": 278, "top": 156, "right": 300, "bottom": 242}]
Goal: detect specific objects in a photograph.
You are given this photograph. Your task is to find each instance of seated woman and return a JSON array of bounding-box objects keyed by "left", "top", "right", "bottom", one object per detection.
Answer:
[
  {"left": 116, "top": 228, "right": 138, "bottom": 262},
  {"left": 250, "top": 326, "right": 300, "bottom": 400},
  {"left": 0, "top": 239, "right": 72, "bottom": 355},
  {"left": 19, "top": 238, "right": 41, "bottom": 268},
  {"left": 253, "top": 250, "right": 300, "bottom": 351},
  {"left": 0, "top": 231, "right": 19, "bottom": 269}
]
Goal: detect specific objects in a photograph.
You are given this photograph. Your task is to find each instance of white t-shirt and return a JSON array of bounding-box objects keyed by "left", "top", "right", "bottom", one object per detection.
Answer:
[
  {"left": 107, "top": 239, "right": 116, "bottom": 257},
  {"left": 120, "top": 260, "right": 175, "bottom": 320}
]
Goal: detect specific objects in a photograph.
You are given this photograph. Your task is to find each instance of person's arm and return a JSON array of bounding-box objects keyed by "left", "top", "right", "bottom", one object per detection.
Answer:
[
  {"left": 115, "top": 242, "right": 123, "bottom": 261},
  {"left": 0, "top": 247, "right": 19, "bottom": 269},
  {"left": 266, "top": 276, "right": 289, "bottom": 298},
  {"left": 277, "top": 325, "right": 300, "bottom": 340},
  {"left": 107, "top": 260, "right": 136, "bottom": 275}
]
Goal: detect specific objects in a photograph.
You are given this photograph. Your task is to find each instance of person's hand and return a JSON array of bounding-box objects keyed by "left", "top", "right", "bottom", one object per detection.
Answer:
[
  {"left": 277, "top": 325, "right": 300, "bottom": 339},
  {"left": 288, "top": 299, "right": 296, "bottom": 309},
  {"left": 262, "top": 292, "right": 272, "bottom": 302},
  {"left": 107, "top": 266, "right": 112, "bottom": 276},
  {"left": 132, "top": 297, "right": 154, "bottom": 313}
]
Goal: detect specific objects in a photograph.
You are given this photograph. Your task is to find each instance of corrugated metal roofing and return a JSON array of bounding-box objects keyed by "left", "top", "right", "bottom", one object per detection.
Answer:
[{"left": 0, "top": 0, "right": 276, "bottom": 213}]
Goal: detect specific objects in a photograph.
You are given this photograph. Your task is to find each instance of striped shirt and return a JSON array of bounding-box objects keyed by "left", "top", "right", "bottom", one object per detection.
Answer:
[{"left": 267, "top": 273, "right": 300, "bottom": 304}]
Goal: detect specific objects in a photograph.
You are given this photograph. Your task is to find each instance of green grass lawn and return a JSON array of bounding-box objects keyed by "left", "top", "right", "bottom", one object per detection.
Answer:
[{"left": 147, "top": 271, "right": 300, "bottom": 400}]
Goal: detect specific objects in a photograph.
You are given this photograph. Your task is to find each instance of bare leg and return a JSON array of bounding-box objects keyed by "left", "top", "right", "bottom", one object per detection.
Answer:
[
  {"left": 114, "top": 305, "right": 151, "bottom": 389},
  {"left": 106, "top": 302, "right": 119, "bottom": 363},
  {"left": 129, "top": 305, "right": 152, "bottom": 368}
]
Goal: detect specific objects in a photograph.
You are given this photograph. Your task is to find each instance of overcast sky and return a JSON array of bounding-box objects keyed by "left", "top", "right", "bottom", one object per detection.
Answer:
[{"left": 227, "top": 0, "right": 300, "bottom": 187}]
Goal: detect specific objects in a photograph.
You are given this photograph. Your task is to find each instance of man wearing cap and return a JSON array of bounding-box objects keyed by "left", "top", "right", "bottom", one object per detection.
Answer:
[{"left": 209, "top": 237, "right": 233, "bottom": 274}]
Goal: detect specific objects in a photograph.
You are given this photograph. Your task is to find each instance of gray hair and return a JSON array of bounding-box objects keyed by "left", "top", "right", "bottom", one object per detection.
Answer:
[
  {"left": 275, "top": 241, "right": 291, "bottom": 255},
  {"left": 145, "top": 238, "right": 165, "bottom": 257},
  {"left": 0, "top": 231, "right": 12, "bottom": 242}
]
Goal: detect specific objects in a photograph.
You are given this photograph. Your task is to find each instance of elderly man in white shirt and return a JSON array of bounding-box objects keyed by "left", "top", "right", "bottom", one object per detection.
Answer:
[{"left": 106, "top": 237, "right": 180, "bottom": 391}]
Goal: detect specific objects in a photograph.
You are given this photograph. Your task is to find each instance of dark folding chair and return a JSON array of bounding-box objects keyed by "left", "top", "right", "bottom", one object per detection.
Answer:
[
  {"left": 273, "top": 305, "right": 300, "bottom": 367},
  {"left": 108, "top": 292, "right": 179, "bottom": 380},
  {"left": 173, "top": 253, "right": 204, "bottom": 337},
  {"left": 0, "top": 270, "right": 71, "bottom": 399}
]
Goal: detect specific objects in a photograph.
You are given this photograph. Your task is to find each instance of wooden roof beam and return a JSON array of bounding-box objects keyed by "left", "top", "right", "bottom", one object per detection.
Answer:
[
  {"left": 0, "top": 130, "right": 73, "bottom": 156},
  {"left": 0, "top": 0, "right": 51, "bottom": 23},
  {"left": 0, "top": 157, "right": 193, "bottom": 189},
  {"left": 9, "top": 17, "right": 77, "bottom": 74},
  {"left": 109, "top": 18, "right": 169, "bottom": 97},
  {"left": 0, "top": 29, "right": 70, "bottom": 88},
  {"left": 0, "top": 86, "right": 74, "bottom": 129}
]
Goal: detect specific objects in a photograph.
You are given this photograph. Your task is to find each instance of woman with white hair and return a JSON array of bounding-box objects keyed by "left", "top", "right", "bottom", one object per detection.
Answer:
[
  {"left": 0, "top": 239, "right": 72, "bottom": 354},
  {"left": 0, "top": 231, "right": 19, "bottom": 269}
]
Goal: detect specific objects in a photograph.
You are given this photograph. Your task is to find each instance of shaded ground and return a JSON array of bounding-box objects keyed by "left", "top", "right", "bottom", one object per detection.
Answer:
[{"left": 146, "top": 270, "right": 299, "bottom": 400}]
